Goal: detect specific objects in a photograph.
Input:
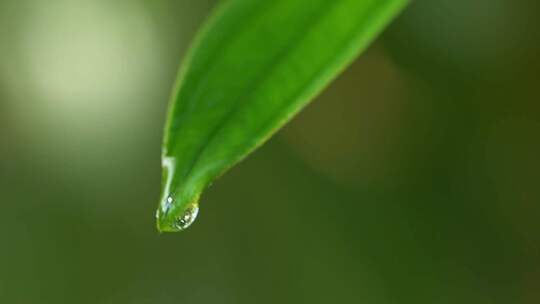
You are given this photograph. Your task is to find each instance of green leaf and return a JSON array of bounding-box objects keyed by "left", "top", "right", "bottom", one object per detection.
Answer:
[{"left": 156, "top": 0, "right": 409, "bottom": 232}]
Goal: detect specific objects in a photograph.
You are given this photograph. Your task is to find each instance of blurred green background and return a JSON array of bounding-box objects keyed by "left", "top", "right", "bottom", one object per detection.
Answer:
[{"left": 1, "top": 0, "right": 539, "bottom": 303}]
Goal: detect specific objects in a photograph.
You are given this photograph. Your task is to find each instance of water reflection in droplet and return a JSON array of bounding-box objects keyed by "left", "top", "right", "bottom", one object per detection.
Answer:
[{"left": 172, "top": 204, "right": 199, "bottom": 231}]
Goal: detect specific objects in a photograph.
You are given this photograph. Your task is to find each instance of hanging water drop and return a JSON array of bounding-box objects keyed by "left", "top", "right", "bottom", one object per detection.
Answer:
[{"left": 172, "top": 204, "right": 199, "bottom": 231}]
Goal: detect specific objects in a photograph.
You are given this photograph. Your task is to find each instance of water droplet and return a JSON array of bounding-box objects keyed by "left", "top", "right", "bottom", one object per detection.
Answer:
[
  {"left": 159, "top": 195, "right": 173, "bottom": 217},
  {"left": 172, "top": 204, "right": 199, "bottom": 231}
]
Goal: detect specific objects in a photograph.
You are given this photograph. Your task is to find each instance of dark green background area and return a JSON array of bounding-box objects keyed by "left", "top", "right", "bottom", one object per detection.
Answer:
[{"left": 0, "top": 0, "right": 538, "bottom": 303}]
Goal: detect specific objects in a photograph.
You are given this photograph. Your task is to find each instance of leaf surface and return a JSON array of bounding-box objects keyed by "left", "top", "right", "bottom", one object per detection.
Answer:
[{"left": 157, "top": 0, "right": 409, "bottom": 231}]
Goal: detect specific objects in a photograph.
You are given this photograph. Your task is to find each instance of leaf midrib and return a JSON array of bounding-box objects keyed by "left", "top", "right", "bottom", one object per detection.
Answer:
[
  {"left": 167, "top": 1, "right": 271, "bottom": 137},
  {"left": 175, "top": 0, "right": 341, "bottom": 190}
]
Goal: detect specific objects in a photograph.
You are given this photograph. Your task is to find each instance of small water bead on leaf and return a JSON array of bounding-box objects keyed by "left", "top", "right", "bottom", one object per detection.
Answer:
[
  {"left": 156, "top": 195, "right": 173, "bottom": 219},
  {"left": 164, "top": 196, "right": 173, "bottom": 212},
  {"left": 172, "top": 204, "right": 199, "bottom": 231}
]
